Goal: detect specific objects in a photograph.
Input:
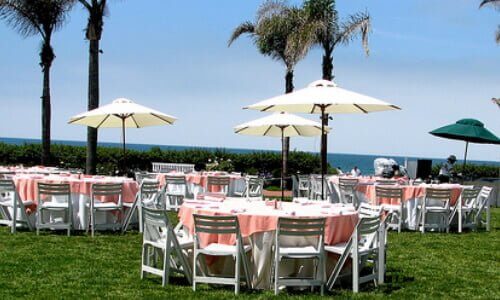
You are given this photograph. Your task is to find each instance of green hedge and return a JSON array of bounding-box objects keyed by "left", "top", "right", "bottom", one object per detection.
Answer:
[
  {"left": 431, "top": 163, "right": 499, "bottom": 180},
  {"left": 0, "top": 143, "right": 323, "bottom": 176}
]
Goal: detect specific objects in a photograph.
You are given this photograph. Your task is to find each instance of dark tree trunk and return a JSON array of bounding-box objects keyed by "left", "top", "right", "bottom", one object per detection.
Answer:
[
  {"left": 86, "top": 39, "right": 99, "bottom": 174},
  {"left": 321, "top": 51, "right": 334, "bottom": 176},
  {"left": 41, "top": 64, "right": 51, "bottom": 166},
  {"left": 282, "top": 70, "right": 294, "bottom": 178}
]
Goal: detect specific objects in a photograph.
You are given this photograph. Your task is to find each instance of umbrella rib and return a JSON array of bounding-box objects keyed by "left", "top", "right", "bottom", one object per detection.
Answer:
[
  {"left": 235, "top": 126, "right": 249, "bottom": 134},
  {"left": 96, "top": 115, "right": 111, "bottom": 128},
  {"left": 310, "top": 104, "right": 317, "bottom": 114},
  {"left": 292, "top": 125, "right": 301, "bottom": 136},
  {"left": 150, "top": 113, "right": 173, "bottom": 125},
  {"left": 262, "top": 105, "right": 274, "bottom": 112},
  {"left": 354, "top": 104, "right": 368, "bottom": 114},
  {"left": 263, "top": 125, "right": 273, "bottom": 136},
  {"left": 68, "top": 116, "right": 85, "bottom": 124},
  {"left": 130, "top": 114, "right": 140, "bottom": 128}
]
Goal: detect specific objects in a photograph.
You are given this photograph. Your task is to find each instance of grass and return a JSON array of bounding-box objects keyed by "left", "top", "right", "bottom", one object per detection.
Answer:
[{"left": 0, "top": 210, "right": 499, "bottom": 299}]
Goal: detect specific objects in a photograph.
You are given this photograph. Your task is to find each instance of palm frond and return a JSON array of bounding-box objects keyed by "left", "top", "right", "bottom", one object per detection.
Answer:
[
  {"left": 285, "top": 10, "right": 324, "bottom": 68},
  {"left": 256, "top": 0, "right": 287, "bottom": 24},
  {"left": 479, "top": 0, "right": 500, "bottom": 9},
  {"left": 336, "top": 11, "right": 371, "bottom": 56},
  {"left": 228, "top": 21, "right": 255, "bottom": 46},
  {"left": 0, "top": 0, "right": 74, "bottom": 39}
]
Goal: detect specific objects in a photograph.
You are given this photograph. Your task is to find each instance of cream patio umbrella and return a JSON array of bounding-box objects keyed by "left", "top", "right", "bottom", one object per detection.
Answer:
[
  {"left": 234, "top": 112, "right": 330, "bottom": 203},
  {"left": 69, "top": 98, "right": 177, "bottom": 164},
  {"left": 245, "top": 79, "right": 401, "bottom": 200}
]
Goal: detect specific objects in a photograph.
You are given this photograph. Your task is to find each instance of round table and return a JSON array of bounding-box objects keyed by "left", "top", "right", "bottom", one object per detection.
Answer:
[{"left": 178, "top": 198, "right": 358, "bottom": 289}]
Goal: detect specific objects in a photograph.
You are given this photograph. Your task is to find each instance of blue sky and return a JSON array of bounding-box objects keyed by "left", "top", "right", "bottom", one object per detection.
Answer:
[{"left": 0, "top": 0, "right": 499, "bottom": 161}]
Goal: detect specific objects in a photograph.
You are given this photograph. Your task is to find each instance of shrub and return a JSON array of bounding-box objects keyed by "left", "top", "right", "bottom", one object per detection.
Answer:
[{"left": 0, "top": 142, "right": 322, "bottom": 176}]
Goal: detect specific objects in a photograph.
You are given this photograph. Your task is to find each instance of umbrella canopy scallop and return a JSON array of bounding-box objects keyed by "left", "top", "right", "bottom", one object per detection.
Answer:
[
  {"left": 234, "top": 112, "right": 330, "bottom": 137},
  {"left": 430, "top": 118, "right": 500, "bottom": 144},
  {"left": 244, "top": 80, "right": 401, "bottom": 114},
  {"left": 68, "top": 98, "right": 177, "bottom": 128}
]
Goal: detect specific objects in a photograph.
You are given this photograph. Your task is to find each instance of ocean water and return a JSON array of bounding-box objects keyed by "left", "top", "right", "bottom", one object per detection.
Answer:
[{"left": 1, "top": 137, "right": 498, "bottom": 174}]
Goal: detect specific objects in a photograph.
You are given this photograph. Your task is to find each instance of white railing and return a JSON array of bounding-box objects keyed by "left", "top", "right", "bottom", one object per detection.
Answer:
[{"left": 152, "top": 162, "right": 195, "bottom": 173}]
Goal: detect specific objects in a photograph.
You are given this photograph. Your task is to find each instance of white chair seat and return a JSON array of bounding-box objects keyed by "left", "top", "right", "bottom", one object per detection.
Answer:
[
  {"left": 279, "top": 246, "right": 320, "bottom": 258},
  {"left": 41, "top": 201, "right": 69, "bottom": 209},
  {"left": 325, "top": 242, "right": 372, "bottom": 255},
  {"left": 381, "top": 204, "right": 401, "bottom": 212},
  {"left": 86, "top": 201, "right": 121, "bottom": 209},
  {"left": 198, "top": 243, "right": 251, "bottom": 256}
]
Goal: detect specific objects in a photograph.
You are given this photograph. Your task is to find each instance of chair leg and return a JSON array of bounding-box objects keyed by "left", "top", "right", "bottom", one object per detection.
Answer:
[
  {"left": 421, "top": 209, "right": 426, "bottom": 234},
  {"left": 274, "top": 256, "right": 279, "bottom": 295},
  {"left": 163, "top": 247, "right": 170, "bottom": 287},
  {"left": 486, "top": 206, "right": 491, "bottom": 231},
  {"left": 192, "top": 252, "right": 197, "bottom": 292},
  {"left": 141, "top": 245, "right": 146, "bottom": 279},
  {"left": 91, "top": 210, "right": 95, "bottom": 237},
  {"left": 235, "top": 252, "right": 240, "bottom": 295}
]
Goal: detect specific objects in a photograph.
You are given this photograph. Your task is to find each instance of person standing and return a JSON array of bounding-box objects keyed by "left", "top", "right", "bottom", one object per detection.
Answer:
[{"left": 438, "top": 155, "right": 457, "bottom": 183}]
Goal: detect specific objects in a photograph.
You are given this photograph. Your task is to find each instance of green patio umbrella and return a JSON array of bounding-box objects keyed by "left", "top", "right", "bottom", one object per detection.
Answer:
[{"left": 429, "top": 118, "right": 500, "bottom": 170}]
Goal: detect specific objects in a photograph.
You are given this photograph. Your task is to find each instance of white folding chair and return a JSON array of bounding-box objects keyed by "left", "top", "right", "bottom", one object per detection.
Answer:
[
  {"left": 141, "top": 206, "right": 193, "bottom": 286},
  {"left": 0, "top": 179, "right": 33, "bottom": 233},
  {"left": 164, "top": 175, "right": 190, "bottom": 211},
  {"left": 123, "top": 180, "right": 161, "bottom": 233},
  {"left": 418, "top": 188, "right": 452, "bottom": 233},
  {"left": 86, "top": 183, "right": 123, "bottom": 237},
  {"left": 375, "top": 186, "right": 404, "bottom": 233},
  {"left": 233, "top": 176, "right": 263, "bottom": 199},
  {"left": 135, "top": 172, "right": 157, "bottom": 185},
  {"left": 338, "top": 178, "right": 359, "bottom": 207},
  {"left": 297, "top": 175, "right": 310, "bottom": 198},
  {"left": 36, "top": 183, "right": 72, "bottom": 236},
  {"left": 273, "top": 217, "right": 326, "bottom": 295},
  {"left": 326, "top": 213, "right": 383, "bottom": 293},
  {"left": 449, "top": 187, "right": 480, "bottom": 232},
  {"left": 475, "top": 186, "right": 493, "bottom": 231},
  {"left": 192, "top": 214, "right": 251, "bottom": 295},
  {"left": 206, "top": 176, "right": 230, "bottom": 196}
]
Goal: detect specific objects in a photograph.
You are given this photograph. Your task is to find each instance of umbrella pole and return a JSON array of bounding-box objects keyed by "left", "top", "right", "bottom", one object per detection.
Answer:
[
  {"left": 122, "top": 117, "right": 126, "bottom": 173},
  {"left": 463, "top": 141, "right": 468, "bottom": 177},
  {"left": 321, "top": 106, "right": 326, "bottom": 201},
  {"left": 280, "top": 126, "right": 284, "bottom": 207}
]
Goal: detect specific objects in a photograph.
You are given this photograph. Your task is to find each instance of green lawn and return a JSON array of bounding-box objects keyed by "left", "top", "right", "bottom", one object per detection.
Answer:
[{"left": 0, "top": 210, "right": 499, "bottom": 299}]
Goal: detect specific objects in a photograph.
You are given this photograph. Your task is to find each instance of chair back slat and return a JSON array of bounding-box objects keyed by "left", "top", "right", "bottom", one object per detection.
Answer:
[
  {"left": 38, "top": 183, "right": 71, "bottom": 195},
  {"left": 141, "top": 180, "right": 160, "bottom": 194},
  {"left": 358, "top": 203, "right": 383, "bottom": 218},
  {"left": 0, "top": 179, "right": 15, "bottom": 192},
  {"left": 375, "top": 186, "right": 403, "bottom": 199},
  {"left": 425, "top": 188, "right": 452, "bottom": 199},
  {"left": 92, "top": 183, "right": 123, "bottom": 195},
  {"left": 193, "top": 214, "right": 238, "bottom": 235},
  {"left": 277, "top": 217, "right": 325, "bottom": 237},
  {"left": 165, "top": 175, "right": 187, "bottom": 185},
  {"left": 207, "top": 176, "right": 230, "bottom": 186}
]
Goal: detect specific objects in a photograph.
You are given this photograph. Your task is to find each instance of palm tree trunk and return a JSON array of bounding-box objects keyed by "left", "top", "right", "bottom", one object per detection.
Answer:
[
  {"left": 321, "top": 51, "right": 334, "bottom": 177},
  {"left": 282, "top": 70, "right": 294, "bottom": 179},
  {"left": 86, "top": 39, "right": 99, "bottom": 174},
  {"left": 41, "top": 64, "right": 51, "bottom": 166}
]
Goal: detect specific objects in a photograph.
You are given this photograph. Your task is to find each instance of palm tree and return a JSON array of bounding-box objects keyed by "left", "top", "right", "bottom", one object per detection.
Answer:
[
  {"left": 303, "top": 0, "right": 371, "bottom": 177},
  {"left": 229, "top": 0, "right": 320, "bottom": 176},
  {"left": 479, "top": 0, "right": 500, "bottom": 44},
  {"left": 78, "top": 0, "right": 107, "bottom": 175},
  {"left": 0, "top": 0, "right": 74, "bottom": 165}
]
